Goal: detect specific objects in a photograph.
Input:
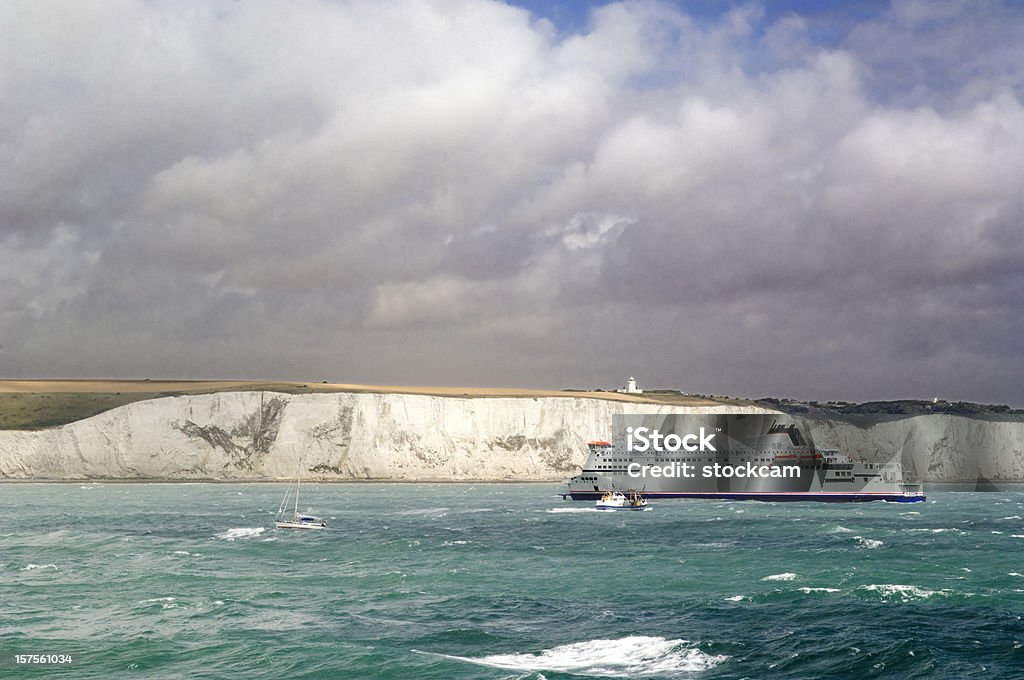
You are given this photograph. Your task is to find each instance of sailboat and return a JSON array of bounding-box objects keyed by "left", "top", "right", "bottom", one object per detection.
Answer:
[{"left": 274, "top": 468, "right": 326, "bottom": 529}]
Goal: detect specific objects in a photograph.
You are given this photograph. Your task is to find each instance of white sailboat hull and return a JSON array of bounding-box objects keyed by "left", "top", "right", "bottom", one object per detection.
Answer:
[{"left": 274, "top": 519, "right": 326, "bottom": 530}]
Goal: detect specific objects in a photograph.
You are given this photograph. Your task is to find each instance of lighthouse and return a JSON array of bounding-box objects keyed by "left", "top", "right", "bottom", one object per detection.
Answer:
[{"left": 617, "top": 376, "right": 643, "bottom": 394}]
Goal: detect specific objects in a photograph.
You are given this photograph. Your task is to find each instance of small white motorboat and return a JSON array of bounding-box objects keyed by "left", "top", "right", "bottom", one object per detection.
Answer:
[{"left": 596, "top": 490, "right": 650, "bottom": 511}]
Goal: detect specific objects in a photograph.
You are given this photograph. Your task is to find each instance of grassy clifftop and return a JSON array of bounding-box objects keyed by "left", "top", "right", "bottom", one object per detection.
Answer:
[
  {"left": 0, "top": 380, "right": 729, "bottom": 430},
  {"left": 0, "top": 381, "right": 318, "bottom": 430}
]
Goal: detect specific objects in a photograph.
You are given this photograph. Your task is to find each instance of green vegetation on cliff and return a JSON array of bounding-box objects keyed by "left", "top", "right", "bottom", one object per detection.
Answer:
[{"left": 757, "top": 397, "right": 1024, "bottom": 421}]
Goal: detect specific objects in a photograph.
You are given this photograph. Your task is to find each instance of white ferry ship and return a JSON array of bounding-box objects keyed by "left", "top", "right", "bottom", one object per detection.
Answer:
[{"left": 565, "top": 415, "right": 924, "bottom": 503}]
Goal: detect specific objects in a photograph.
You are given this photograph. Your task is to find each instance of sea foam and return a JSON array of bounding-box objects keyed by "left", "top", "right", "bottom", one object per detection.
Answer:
[
  {"left": 854, "top": 536, "right": 884, "bottom": 549},
  {"left": 216, "top": 527, "right": 265, "bottom": 541},
  {"left": 420, "top": 635, "right": 728, "bottom": 676},
  {"left": 859, "top": 584, "right": 950, "bottom": 602},
  {"left": 798, "top": 587, "right": 841, "bottom": 594},
  {"left": 762, "top": 573, "right": 798, "bottom": 581}
]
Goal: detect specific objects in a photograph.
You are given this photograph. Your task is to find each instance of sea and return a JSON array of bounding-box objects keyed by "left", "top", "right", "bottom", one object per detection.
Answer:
[{"left": 2, "top": 483, "right": 1023, "bottom": 679}]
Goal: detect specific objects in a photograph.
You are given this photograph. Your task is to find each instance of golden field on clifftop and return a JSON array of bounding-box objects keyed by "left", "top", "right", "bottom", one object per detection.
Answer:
[{"left": 0, "top": 380, "right": 737, "bottom": 430}]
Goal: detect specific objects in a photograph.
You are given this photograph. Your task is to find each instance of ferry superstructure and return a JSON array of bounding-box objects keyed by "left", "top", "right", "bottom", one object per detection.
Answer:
[{"left": 565, "top": 414, "right": 925, "bottom": 503}]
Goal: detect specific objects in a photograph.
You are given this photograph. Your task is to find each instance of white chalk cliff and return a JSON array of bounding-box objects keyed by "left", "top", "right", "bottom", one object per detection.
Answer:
[
  {"left": 0, "top": 392, "right": 762, "bottom": 480},
  {"left": 805, "top": 415, "right": 1024, "bottom": 484},
  {"left": 0, "top": 391, "right": 1021, "bottom": 482}
]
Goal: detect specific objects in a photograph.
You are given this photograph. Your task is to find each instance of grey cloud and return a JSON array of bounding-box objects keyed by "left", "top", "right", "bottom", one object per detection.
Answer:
[{"left": 2, "top": 0, "right": 1024, "bottom": 405}]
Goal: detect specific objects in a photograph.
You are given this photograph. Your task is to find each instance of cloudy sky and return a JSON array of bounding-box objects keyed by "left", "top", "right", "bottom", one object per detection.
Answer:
[{"left": 3, "top": 0, "right": 1024, "bottom": 405}]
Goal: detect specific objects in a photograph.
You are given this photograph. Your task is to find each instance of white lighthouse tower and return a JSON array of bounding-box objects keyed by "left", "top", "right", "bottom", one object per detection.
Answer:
[{"left": 617, "top": 376, "right": 643, "bottom": 394}]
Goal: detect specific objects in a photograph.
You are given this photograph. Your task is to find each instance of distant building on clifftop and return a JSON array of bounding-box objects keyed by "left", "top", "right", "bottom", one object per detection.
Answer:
[{"left": 617, "top": 376, "right": 643, "bottom": 394}]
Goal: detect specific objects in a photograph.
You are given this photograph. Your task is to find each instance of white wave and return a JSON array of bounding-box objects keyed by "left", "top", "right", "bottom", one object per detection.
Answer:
[
  {"left": 798, "top": 587, "right": 841, "bottom": 593},
  {"left": 398, "top": 507, "right": 449, "bottom": 516},
  {"left": 443, "top": 540, "right": 469, "bottom": 546},
  {"left": 1012, "top": 535, "right": 1024, "bottom": 539},
  {"left": 854, "top": 536, "right": 884, "bottom": 549},
  {"left": 141, "top": 596, "right": 182, "bottom": 610},
  {"left": 1002, "top": 516, "right": 1022, "bottom": 520},
  {"left": 724, "top": 595, "right": 747, "bottom": 602},
  {"left": 908, "top": 528, "right": 966, "bottom": 534},
  {"left": 859, "top": 584, "right": 950, "bottom": 601},
  {"left": 216, "top": 527, "right": 265, "bottom": 541},
  {"left": 21, "top": 563, "right": 57, "bottom": 571},
  {"left": 1009, "top": 572, "right": 1024, "bottom": 577},
  {"left": 829, "top": 526, "right": 854, "bottom": 533},
  {"left": 172, "top": 551, "right": 191, "bottom": 556},
  {"left": 419, "top": 636, "right": 727, "bottom": 676},
  {"left": 900, "top": 511, "right": 921, "bottom": 515},
  {"left": 545, "top": 508, "right": 595, "bottom": 514},
  {"left": 762, "top": 573, "right": 798, "bottom": 581}
]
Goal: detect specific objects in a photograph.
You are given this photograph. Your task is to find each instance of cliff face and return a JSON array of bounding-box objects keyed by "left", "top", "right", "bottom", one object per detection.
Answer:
[
  {"left": 805, "top": 415, "right": 1024, "bottom": 483},
  {"left": 1, "top": 391, "right": 1021, "bottom": 482},
  {"left": 0, "top": 392, "right": 763, "bottom": 481}
]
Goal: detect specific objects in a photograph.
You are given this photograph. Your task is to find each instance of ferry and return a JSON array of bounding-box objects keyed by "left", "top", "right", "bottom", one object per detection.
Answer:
[{"left": 564, "top": 414, "right": 925, "bottom": 503}]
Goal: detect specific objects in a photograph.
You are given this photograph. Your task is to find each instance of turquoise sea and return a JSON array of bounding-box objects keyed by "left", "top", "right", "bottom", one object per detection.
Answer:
[{"left": 2, "top": 483, "right": 1023, "bottom": 679}]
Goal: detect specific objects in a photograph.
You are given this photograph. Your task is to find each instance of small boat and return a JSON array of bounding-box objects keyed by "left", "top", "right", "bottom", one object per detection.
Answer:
[
  {"left": 596, "top": 490, "right": 650, "bottom": 511},
  {"left": 274, "top": 471, "right": 326, "bottom": 529}
]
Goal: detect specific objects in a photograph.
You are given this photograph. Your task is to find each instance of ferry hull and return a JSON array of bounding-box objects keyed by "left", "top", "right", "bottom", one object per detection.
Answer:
[{"left": 567, "top": 490, "right": 925, "bottom": 503}]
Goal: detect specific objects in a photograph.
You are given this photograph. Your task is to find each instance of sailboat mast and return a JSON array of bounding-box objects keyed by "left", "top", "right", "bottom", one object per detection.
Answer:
[
  {"left": 277, "top": 484, "right": 289, "bottom": 518},
  {"left": 290, "top": 473, "right": 299, "bottom": 516}
]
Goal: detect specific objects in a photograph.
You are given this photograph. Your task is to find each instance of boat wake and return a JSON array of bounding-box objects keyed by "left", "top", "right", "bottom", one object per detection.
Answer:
[{"left": 416, "top": 635, "right": 727, "bottom": 677}]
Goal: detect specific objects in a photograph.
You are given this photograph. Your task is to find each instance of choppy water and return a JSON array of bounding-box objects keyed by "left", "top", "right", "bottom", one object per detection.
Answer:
[{"left": 2, "top": 483, "right": 1023, "bottom": 678}]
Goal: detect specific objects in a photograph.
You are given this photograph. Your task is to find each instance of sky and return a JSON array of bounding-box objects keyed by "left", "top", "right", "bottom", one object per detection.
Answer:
[{"left": 2, "top": 0, "right": 1024, "bottom": 405}]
